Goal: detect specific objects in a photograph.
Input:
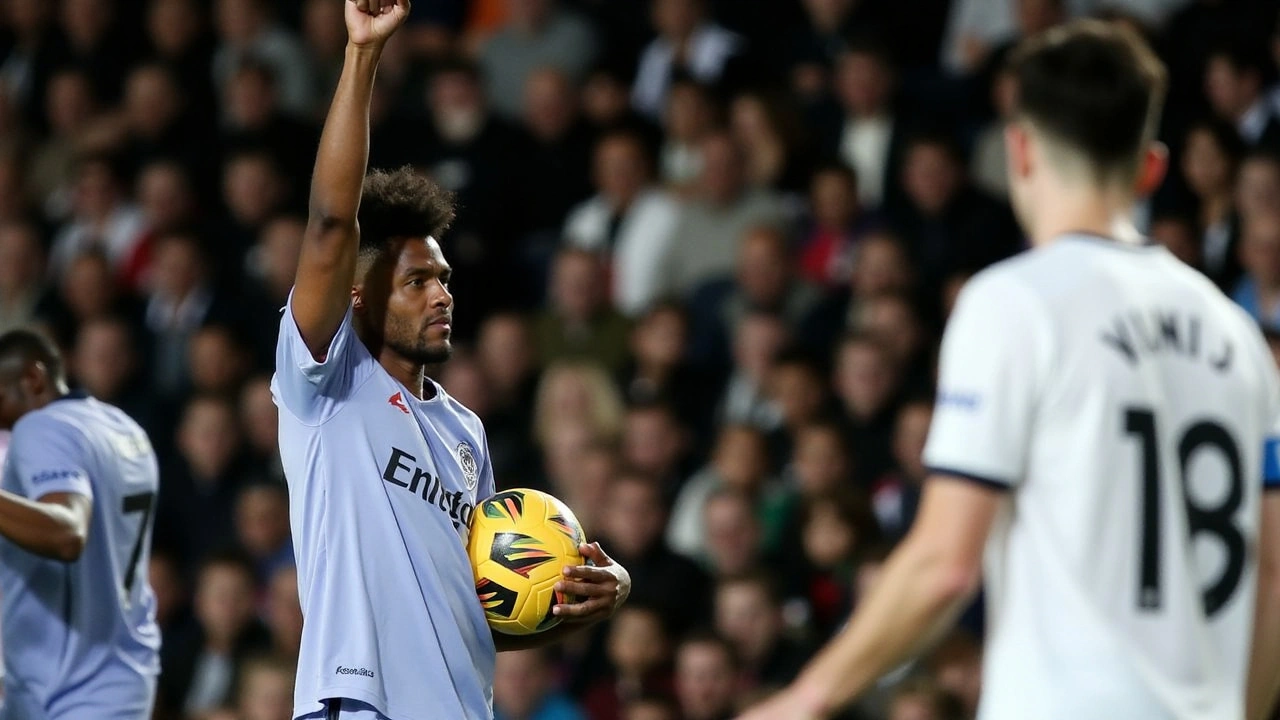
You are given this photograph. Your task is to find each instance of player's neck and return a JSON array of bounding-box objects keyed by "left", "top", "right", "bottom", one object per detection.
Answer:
[
  {"left": 1026, "top": 184, "right": 1139, "bottom": 249},
  {"left": 379, "top": 355, "right": 435, "bottom": 401}
]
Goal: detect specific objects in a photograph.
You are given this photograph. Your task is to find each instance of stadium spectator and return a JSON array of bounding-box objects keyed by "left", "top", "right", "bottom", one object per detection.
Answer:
[
  {"left": 924, "top": 630, "right": 984, "bottom": 719},
  {"left": 514, "top": 68, "right": 594, "bottom": 248},
  {"left": 828, "top": 38, "right": 905, "bottom": 208},
  {"left": 970, "top": 62, "right": 1019, "bottom": 199},
  {"left": 242, "top": 215, "right": 304, "bottom": 366},
  {"left": 617, "top": 302, "right": 713, "bottom": 440},
  {"left": 143, "top": 233, "right": 234, "bottom": 397},
  {"left": 70, "top": 315, "right": 149, "bottom": 424},
  {"left": 673, "top": 632, "right": 740, "bottom": 720},
  {"left": 729, "top": 90, "right": 812, "bottom": 193},
  {"left": 233, "top": 482, "right": 293, "bottom": 585},
  {"left": 668, "top": 424, "right": 772, "bottom": 559},
  {"left": 797, "top": 163, "right": 878, "bottom": 289},
  {"left": 494, "top": 647, "right": 589, "bottom": 720},
  {"left": 215, "top": 149, "right": 289, "bottom": 277},
  {"left": 28, "top": 68, "right": 98, "bottom": 214},
  {"left": 621, "top": 401, "right": 693, "bottom": 495},
  {"left": 1232, "top": 210, "right": 1280, "bottom": 329},
  {"left": 658, "top": 79, "right": 717, "bottom": 196},
  {"left": 1179, "top": 118, "right": 1246, "bottom": 287},
  {"left": 701, "top": 487, "right": 766, "bottom": 578},
  {"left": 660, "top": 133, "right": 791, "bottom": 299},
  {"left": 233, "top": 655, "right": 296, "bottom": 720},
  {"left": 621, "top": 695, "right": 679, "bottom": 720},
  {"left": 582, "top": 604, "right": 674, "bottom": 720},
  {"left": 564, "top": 130, "right": 680, "bottom": 317},
  {"left": 211, "top": 0, "right": 315, "bottom": 117},
  {"left": 533, "top": 361, "right": 626, "bottom": 453},
  {"left": 799, "top": 490, "right": 880, "bottom": 637},
  {"left": 884, "top": 675, "right": 966, "bottom": 720},
  {"left": 716, "top": 311, "right": 789, "bottom": 428},
  {"left": 479, "top": 0, "right": 598, "bottom": 120},
  {"left": 1236, "top": 150, "right": 1280, "bottom": 225},
  {"left": 1149, "top": 211, "right": 1202, "bottom": 268},
  {"left": 300, "top": 0, "right": 346, "bottom": 103},
  {"left": 833, "top": 333, "right": 901, "bottom": 483},
  {"left": 632, "top": 0, "right": 744, "bottom": 118},
  {"left": 0, "top": 220, "right": 46, "bottom": 332},
  {"left": 1204, "top": 44, "right": 1280, "bottom": 150},
  {"left": 264, "top": 564, "right": 303, "bottom": 661},
  {"left": 713, "top": 572, "right": 812, "bottom": 690},
  {"left": 221, "top": 58, "right": 320, "bottom": 185},
  {"left": 239, "top": 375, "right": 283, "bottom": 483},
  {"left": 871, "top": 399, "right": 933, "bottom": 541},
  {"left": 48, "top": 154, "right": 146, "bottom": 279}
]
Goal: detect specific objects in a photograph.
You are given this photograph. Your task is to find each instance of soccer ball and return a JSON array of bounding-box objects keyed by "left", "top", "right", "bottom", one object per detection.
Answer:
[{"left": 467, "top": 488, "right": 587, "bottom": 635}]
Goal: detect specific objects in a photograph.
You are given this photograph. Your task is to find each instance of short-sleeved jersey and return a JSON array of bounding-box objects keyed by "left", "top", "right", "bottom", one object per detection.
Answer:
[
  {"left": 924, "top": 235, "right": 1280, "bottom": 720},
  {"left": 0, "top": 395, "right": 161, "bottom": 716},
  {"left": 272, "top": 296, "right": 497, "bottom": 720}
]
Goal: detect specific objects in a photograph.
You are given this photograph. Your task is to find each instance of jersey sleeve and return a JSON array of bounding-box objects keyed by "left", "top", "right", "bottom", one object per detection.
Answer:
[
  {"left": 923, "top": 270, "right": 1051, "bottom": 490},
  {"left": 478, "top": 433, "right": 496, "bottom": 500},
  {"left": 8, "top": 413, "right": 93, "bottom": 501},
  {"left": 273, "top": 290, "right": 378, "bottom": 424}
]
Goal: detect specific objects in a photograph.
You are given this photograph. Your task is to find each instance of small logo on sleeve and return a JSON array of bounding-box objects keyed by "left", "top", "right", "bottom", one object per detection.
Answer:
[
  {"left": 388, "top": 391, "right": 410, "bottom": 414},
  {"left": 30, "top": 469, "right": 83, "bottom": 485},
  {"left": 457, "top": 442, "right": 479, "bottom": 490},
  {"left": 937, "top": 390, "right": 981, "bottom": 412},
  {"left": 335, "top": 665, "right": 375, "bottom": 678}
]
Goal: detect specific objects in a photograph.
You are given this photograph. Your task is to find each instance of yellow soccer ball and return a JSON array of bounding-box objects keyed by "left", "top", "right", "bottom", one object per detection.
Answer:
[{"left": 467, "top": 488, "right": 586, "bottom": 635}]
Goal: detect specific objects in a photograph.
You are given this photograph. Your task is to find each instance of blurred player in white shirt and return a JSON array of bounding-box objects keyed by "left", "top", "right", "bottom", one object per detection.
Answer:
[{"left": 740, "top": 19, "right": 1280, "bottom": 720}]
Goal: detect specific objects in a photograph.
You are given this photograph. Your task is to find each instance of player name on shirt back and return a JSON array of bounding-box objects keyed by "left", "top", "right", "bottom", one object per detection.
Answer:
[{"left": 1101, "top": 308, "right": 1233, "bottom": 372}]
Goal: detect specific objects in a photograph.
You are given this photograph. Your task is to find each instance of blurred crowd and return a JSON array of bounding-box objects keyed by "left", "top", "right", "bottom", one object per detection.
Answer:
[{"left": 1, "top": 0, "right": 1280, "bottom": 719}]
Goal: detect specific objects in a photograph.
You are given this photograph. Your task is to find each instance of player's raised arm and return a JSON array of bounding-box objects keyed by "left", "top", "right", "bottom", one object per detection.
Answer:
[{"left": 292, "top": 0, "right": 410, "bottom": 359}]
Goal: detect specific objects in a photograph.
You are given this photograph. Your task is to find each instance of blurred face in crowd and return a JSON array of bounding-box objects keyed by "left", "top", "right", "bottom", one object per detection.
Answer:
[
  {"left": 1204, "top": 55, "right": 1261, "bottom": 123},
  {"left": 1241, "top": 213, "right": 1280, "bottom": 287},
  {"left": 626, "top": 700, "right": 678, "bottom": 720},
  {"left": 623, "top": 406, "right": 684, "bottom": 477},
  {"left": 125, "top": 65, "right": 181, "bottom": 138},
  {"left": 903, "top": 141, "right": 961, "bottom": 216},
  {"left": 508, "top": 0, "right": 555, "bottom": 31},
  {"left": 851, "top": 233, "right": 911, "bottom": 297},
  {"left": 1015, "top": 0, "right": 1063, "bottom": 35},
  {"left": 698, "top": 134, "right": 745, "bottom": 206},
  {"left": 62, "top": 0, "right": 111, "bottom": 49},
  {"left": 138, "top": 161, "right": 194, "bottom": 234},
  {"left": 189, "top": 326, "right": 249, "bottom": 394},
  {"left": 239, "top": 662, "right": 294, "bottom": 720},
  {"left": 147, "top": 552, "right": 185, "bottom": 628},
  {"left": 856, "top": 295, "right": 922, "bottom": 367},
  {"left": 802, "top": 0, "right": 853, "bottom": 30},
  {"left": 61, "top": 251, "right": 116, "bottom": 322},
  {"left": 266, "top": 565, "right": 303, "bottom": 657},
  {"left": 179, "top": 397, "right": 241, "bottom": 480},
  {"left": 653, "top": 0, "right": 702, "bottom": 40},
  {"left": 1181, "top": 126, "right": 1235, "bottom": 200},
  {"left": 303, "top": 0, "right": 346, "bottom": 59},
  {"left": 632, "top": 305, "right": 687, "bottom": 371},
  {"left": 0, "top": 222, "right": 43, "bottom": 296},
  {"left": 477, "top": 313, "right": 534, "bottom": 395},
  {"left": 216, "top": 0, "right": 267, "bottom": 44},
  {"left": 494, "top": 650, "right": 556, "bottom": 719},
  {"left": 150, "top": 234, "right": 204, "bottom": 300},
  {"left": 711, "top": 426, "right": 767, "bottom": 490},
  {"left": 73, "top": 161, "right": 121, "bottom": 221},
  {"left": 430, "top": 70, "right": 485, "bottom": 143},
  {"left": 1149, "top": 217, "right": 1200, "bottom": 268},
  {"left": 227, "top": 64, "right": 278, "bottom": 128},
  {"left": 675, "top": 640, "right": 737, "bottom": 720},
  {"left": 440, "top": 351, "right": 492, "bottom": 417},
  {"left": 737, "top": 227, "right": 791, "bottom": 308},
  {"left": 195, "top": 561, "right": 256, "bottom": 647},
  {"left": 582, "top": 70, "right": 630, "bottom": 126},
  {"left": 149, "top": 0, "right": 203, "bottom": 56},
  {"left": 810, "top": 168, "right": 859, "bottom": 230},
  {"left": 542, "top": 420, "right": 594, "bottom": 494},
  {"left": 715, "top": 581, "right": 780, "bottom": 666},
  {"left": 793, "top": 425, "right": 849, "bottom": 496},
  {"left": 835, "top": 50, "right": 892, "bottom": 118},
  {"left": 729, "top": 94, "right": 777, "bottom": 148},
  {"left": 768, "top": 361, "right": 826, "bottom": 430},
  {"left": 240, "top": 376, "right": 278, "bottom": 455},
  {"left": 665, "top": 81, "right": 714, "bottom": 144},
  {"left": 929, "top": 633, "right": 983, "bottom": 716},
  {"left": 732, "top": 314, "right": 787, "bottom": 385},
  {"left": 570, "top": 445, "right": 615, "bottom": 532},
  {"left": 223, "top": 154, "right": 284, "bottom": 227},
  {"left": 1236, "top": 156, "right": 1280, "bottom": 222},
  {"left": 258, "top": 216, "right": 305, "bottom": 297},
  {"left": 523, "top": 68, "right": 577, "bottom": 142},
  {"left": 703, "top": 492, "right": 760, "bottom": 576},
  {"left": 607, "top": 606, "right": 669, "bottom": 676},
  {"left": 73, "top": 318, "right": 135, "bottom": 400},
  {"left": 46, "top": 70, "right": 95, "bottom": 136},
  {"left": 603, "top": 477, "right": 666, "bottom": 558},
  {"left": 540, "top": 366, "right": 598, "bottom": 424},
  {"left": 235, "top": 484, "right": 290, "bottom": 559},
  {"left": 4, "top": 0, "right": 52, "bottom": 36},
  {"left": 551, "top": 250, "right": 603, "bottom": 323},
  {"left": 893, "top": 402, "right": 933, "bottom": 481},
  {"left": 803, "top": 499, "right": 857, "bottom": 568},
  {"left": 595, "top": 135, "right": 649, "bottom": 208},
  {"left": 835, "top": 338, "right": 896, "bottom": 421}
]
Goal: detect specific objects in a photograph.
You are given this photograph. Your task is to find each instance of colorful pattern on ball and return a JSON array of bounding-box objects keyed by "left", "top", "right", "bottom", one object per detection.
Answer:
[{"left": 467, "top": 489, "right": 587, "bottom": 635}]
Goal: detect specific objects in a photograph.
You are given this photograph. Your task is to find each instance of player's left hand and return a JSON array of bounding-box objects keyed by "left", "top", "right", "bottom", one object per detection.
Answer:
[{"left": 552, "top": 542, "right": 631, "bottom": 625}]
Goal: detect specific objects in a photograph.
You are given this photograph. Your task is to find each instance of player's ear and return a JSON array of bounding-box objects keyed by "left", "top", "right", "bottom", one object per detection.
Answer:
[
  {"left": 1004, "top": 121, "right": 1033, "bottom": 181},
  {"left": 1134, "top": 141, "right": 1168, "bottom": 198}
]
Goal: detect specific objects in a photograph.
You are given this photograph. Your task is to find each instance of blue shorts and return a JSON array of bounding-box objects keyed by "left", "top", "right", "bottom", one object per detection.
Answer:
[{"left": 296, "top": 698, "right": 394, "bottom": 720}]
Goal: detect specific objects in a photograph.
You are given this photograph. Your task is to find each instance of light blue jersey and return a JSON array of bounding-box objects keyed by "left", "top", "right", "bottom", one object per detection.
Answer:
[
  {"left": 0, "top": 394, "right": 161, "bottom": 720},
  {"left": 272, "top": 297, "right": 497, "bottom": 720}
]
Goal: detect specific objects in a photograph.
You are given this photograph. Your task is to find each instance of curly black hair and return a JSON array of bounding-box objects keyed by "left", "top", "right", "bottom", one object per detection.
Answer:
[{"left": 357, "top": 167, "right": 456, "bottom": 264}]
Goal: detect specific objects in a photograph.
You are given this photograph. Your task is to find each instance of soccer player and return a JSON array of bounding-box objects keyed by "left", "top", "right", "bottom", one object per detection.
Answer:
[
  {"left": 738, "top": 20, "right": 1280, "bottom": 720},
  {"left": 0, "top": 329, "right": 161, "bottom": 719},
  {"left": 272, "top": 3, "right": 631, "bottom": 720}
]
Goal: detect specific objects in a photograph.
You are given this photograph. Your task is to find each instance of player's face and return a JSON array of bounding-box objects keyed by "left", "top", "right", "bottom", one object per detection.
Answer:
[{"left": 366, "top": 237, "right": 454, "bottom": 366}]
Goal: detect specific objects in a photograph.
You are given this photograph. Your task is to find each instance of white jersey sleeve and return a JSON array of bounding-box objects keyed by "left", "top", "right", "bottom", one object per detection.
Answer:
[
  {"left": 924, "top": 271, "right": 1054, "bottom": 488},
  {"left": 274, "top": 291, "right": 379, "bottom": 424},
  {"left": 7, "top": 413, "right": 92, "bottom": 500}
]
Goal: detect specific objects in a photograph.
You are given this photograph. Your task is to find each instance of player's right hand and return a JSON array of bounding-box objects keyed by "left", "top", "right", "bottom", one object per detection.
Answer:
[{"left": 346, "top": 0, "right": 411, "bottom": 49}]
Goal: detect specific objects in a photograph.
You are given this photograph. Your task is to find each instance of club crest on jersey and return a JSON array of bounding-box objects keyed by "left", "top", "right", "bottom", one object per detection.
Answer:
[{"left": 457, "top": 441, "right": 479, "bottom": 490}]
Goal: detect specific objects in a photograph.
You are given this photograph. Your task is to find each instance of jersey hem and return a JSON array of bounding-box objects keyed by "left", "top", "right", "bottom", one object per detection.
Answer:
[
  {"left": 296, "top": 686, "right": 475, "bottom": 720},
  {"left": 926, "top": 466, "right": 1012, "bottom": 491}
]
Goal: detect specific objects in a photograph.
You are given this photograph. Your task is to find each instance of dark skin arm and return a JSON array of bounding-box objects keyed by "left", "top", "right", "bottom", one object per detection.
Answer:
[
  {"left": 492, "top": 543, "right": 632, "bottom": 652},
  {"left": 0, "top": 491, "right": 92, "bottom": 562},
  {"left": 292, "top": 0, "right": 411, "bottom": 360}
]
